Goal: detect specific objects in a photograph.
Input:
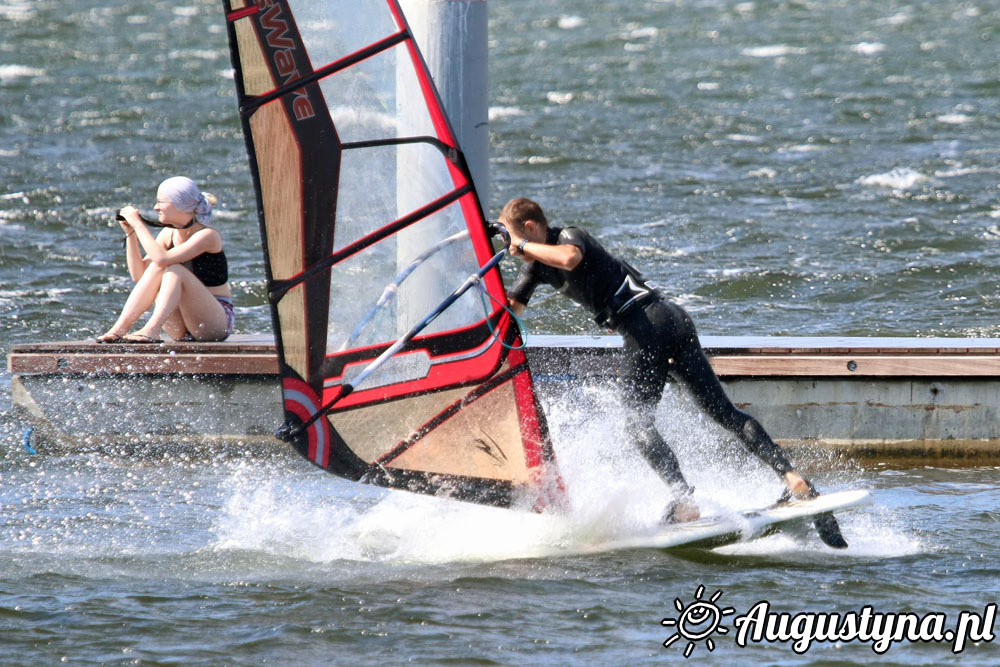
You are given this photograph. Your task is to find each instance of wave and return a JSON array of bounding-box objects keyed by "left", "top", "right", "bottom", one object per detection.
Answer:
[
  {"left": 936, "top": 113, "right": 973, "bottom": 125},
  {"left": 0, "top": 2, "right": 33, "bottom": 21}
]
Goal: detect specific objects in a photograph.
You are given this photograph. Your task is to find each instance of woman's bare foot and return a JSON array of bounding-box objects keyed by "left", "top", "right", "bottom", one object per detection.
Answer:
[{"left": 96, "top": 331, "right": 126, "bottom": 343}]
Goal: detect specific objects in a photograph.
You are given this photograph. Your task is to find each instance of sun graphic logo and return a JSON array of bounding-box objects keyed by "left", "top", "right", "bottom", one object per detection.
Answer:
[{"left": 661, "top": 585, "right": 736, "bottom": 657}]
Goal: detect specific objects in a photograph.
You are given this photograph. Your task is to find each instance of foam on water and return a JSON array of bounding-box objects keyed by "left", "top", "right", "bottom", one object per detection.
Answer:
[
  {"left": 167, "top": 49, "right": 223, "bottom": 61},
  {"left": 546, "top": 91, "right": 574, "bottom": 105},
  {"left": 488, "top": 106, "right": 526, "bottom": 121},
  {"left": 557, "top": 15, "right": 585, "bottom": 30},
  {"left": 937, "top": 113, "right": 973, "bottom": 125},
  {"left": 742, "top": 45, "right": 808, "bottom": 58},
  {"left": 624, "top": 26, "right": 659, "bottom": 40},
  {"left": 716, "top": 502, "right": 923, "bottom": 559},
  {"left": 857, "top": 167, "right": 929, "bottom": 190},
  {"left": 0, "top": 2, "right": 33, "bottom": 21},
  {"left": 850, "top": 42, "right": 886, "bottom": 56},
  {"left": 0, "top": 64, "right": 45, "bottom": 81},
  {"left": 211, "top": 463, "right": 577, "bottom": 564}
]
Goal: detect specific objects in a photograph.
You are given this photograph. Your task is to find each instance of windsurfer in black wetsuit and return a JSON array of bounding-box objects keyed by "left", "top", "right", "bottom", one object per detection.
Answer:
[{"left": 499, "top": 197, "right": 817, "bottom": 525}]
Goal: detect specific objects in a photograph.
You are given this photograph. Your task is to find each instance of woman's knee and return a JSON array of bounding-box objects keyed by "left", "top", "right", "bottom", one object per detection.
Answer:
[
  {"left": 139, "top": 262, "right": 166, "bottom": 281},
  {"left": 160, "top": 264, "right": 196, "bottom": 290},
  {"left": 162, "top": 264, "right": 186, "bottom": 278}
]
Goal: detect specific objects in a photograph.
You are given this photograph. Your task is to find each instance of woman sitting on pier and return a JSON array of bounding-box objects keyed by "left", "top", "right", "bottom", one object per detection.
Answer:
[{"left": 96, "top": 176, "right": 234, "bottom": 344}]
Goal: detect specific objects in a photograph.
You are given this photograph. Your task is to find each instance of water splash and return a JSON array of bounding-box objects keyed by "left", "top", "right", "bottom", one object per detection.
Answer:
[{"left": 208, "top": 382, "right": 914, "bottom": 565}]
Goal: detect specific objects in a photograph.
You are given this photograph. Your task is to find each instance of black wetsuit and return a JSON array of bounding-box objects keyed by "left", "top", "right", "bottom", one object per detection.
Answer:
[{"left": 509, "top": 226, "right": 793, "bottom": 493}]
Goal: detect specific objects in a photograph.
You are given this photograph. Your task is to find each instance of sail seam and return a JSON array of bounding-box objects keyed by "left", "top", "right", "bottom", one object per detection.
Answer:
[
  {"left": 341, "top": 135, "right": 459, "bottom": 164},
  {"left": 240, "top": 29, "right": 410, "bottom": 116}
]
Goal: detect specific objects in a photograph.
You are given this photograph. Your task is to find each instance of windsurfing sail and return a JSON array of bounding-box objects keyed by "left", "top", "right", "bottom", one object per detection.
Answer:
[{"left": 222, "top": 0, "right": 566, "bottom": 510}]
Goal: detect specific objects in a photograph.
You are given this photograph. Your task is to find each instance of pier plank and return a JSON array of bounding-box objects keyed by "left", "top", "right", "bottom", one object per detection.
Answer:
[
  {"left": 9, "top": 352, "right": 279, "bottom": 376},
  {"left": 9, "top": 335, "right": 1000, "bottom": 378},
  {"left": 709, "top": 355, "right": 1000, "bottom": 377}
]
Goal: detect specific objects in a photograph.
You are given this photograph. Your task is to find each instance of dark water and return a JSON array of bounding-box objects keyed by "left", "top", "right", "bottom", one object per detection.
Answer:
[{"left": 2, "top": 0, "right": 1000, "bottom": 664}]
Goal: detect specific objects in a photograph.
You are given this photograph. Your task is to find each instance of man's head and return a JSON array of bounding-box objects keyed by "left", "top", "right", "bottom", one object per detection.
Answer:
[{"left": 499, "top": 197, "right": 548, "bottom": 237}]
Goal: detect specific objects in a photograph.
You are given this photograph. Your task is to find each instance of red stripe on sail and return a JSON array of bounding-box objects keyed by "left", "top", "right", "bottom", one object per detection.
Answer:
[
  {"left": 511, "top": 366, "right": 543, "bottom": 469},
  {"left": 227, "top": 5, "right": 258, "bottom": 22}
]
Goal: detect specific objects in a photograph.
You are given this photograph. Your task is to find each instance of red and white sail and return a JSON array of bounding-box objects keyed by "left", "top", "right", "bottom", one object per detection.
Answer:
[{"left": 222, "top": 0, "right": 565, "bottom": 510}]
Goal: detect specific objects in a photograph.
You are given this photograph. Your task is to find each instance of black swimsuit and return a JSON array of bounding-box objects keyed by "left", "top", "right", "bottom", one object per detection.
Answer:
[
  {"left": 510, "top": 226, "right": 793, "bottom": 492},
  {"left": 167, "top": 232, "right": 229, "bottom": 287},
  {"left": 188, "top": 249, "right": 228, "bottom": 287}
]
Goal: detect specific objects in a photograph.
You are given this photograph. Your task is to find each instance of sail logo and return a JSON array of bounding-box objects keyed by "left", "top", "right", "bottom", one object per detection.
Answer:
[
  {"left": 662, "top": 589, "right": 997, "bottom": 656},
  {"left": 255, "top": 0, "right": 315, "bottom": 121}
]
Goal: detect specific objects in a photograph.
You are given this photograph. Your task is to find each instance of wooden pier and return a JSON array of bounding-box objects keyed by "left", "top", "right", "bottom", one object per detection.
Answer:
[{"left": 9, "top": 335, "right": 1000, "bottom": 464}]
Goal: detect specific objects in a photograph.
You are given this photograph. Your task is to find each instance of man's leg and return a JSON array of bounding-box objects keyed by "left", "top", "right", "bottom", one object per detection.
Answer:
[
  {"left": 621, "top": 333, "right": 698, "bottom": 521},
  {"left": 668, "top": 343, "right": 793, "bottom": 476}
]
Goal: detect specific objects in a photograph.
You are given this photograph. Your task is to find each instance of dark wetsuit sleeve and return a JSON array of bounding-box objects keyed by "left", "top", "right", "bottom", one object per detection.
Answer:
[
  {"left": 508, "top": 263, "right": 540, "bottom": 305},
  {"left": 556, "top": 227, "right": 588, "bottom": 252}
]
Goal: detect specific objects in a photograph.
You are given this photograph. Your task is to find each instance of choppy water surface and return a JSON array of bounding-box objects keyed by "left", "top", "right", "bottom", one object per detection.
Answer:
[
  {"left": 3, "top": 0, "right": 1000, "bottom": 664},
  {"left": 1, "top": 447, "right": 998, "bottom": 664}
]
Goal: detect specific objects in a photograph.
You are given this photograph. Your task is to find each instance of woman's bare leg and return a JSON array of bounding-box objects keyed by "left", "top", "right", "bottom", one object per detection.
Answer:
[
  {"left": 160, "top": 308, "right": 188, "bottom": 341},
  {"left": 132, "top": 265, "right": 227, "bottom": 341},
  {"left": 99, "top": 264, "right": 165, "bottom": 338}
]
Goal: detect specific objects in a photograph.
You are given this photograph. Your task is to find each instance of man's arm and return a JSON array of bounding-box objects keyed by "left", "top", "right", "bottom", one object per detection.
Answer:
[{"left": 519, "top": 240, "right": 582, "bottom": 270}]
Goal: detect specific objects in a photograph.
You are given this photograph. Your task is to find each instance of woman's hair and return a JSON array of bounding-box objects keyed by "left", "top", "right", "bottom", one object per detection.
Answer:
[
  {"left": 157, "top": 176, "right": 217, "bottom": 224},
  {"left": 500, "top": 197, "right": 547, "bottom": 231}
]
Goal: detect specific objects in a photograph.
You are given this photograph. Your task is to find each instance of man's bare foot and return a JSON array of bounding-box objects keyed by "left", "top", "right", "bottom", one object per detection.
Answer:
[
  {"left": 673, "top": 499, "right": 700, "bottom": 522},
  {"left": 783, "top": 471, "right": 813, "bottom": 498},
  {"left": 662, "top": 498, "right": 700, "bottom": 524}
]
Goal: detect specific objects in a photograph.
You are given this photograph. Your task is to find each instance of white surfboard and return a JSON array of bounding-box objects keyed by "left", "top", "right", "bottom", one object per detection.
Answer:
[{"left": 574, "top": 489, "right": 873, "bottom": 555}]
